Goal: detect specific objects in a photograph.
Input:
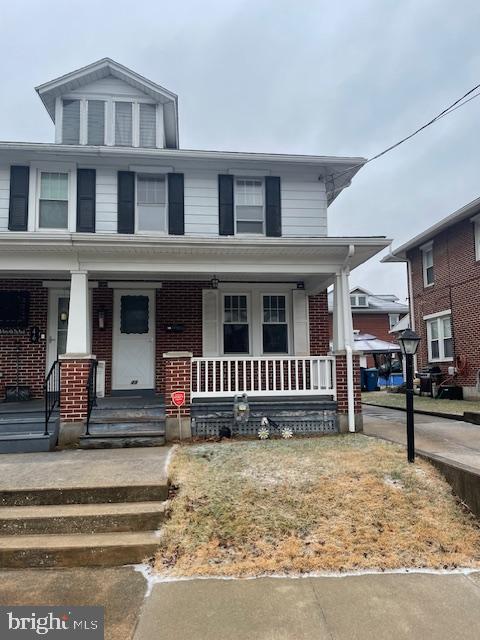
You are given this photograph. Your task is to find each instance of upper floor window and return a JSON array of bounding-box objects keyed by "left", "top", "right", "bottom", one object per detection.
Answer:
[
  {"left": 139, "top": 103, "right": 156, "bottom": 148},
  {"left": 235, "top": 179, "right": 264, "bottom": 234},
  {"left": 137, "top": 175, "right": 167, "bottom": 232},
  {"left": 473, "top": 217, "right": 480, "bottom": 261},
  {"left": 115, "top": 102, "right": 133, "bottom": 146},
  {"left": 389, "top": 313, "right": 400, "bottom": 330},
  {"left": 350, "top": 294, "right": 368, "bottom": 307},
  {"left": 39, "top": 172, "right": 69, "bottom": 229},
  {"left": 425, "top": 312, "right": 453, "bottom": 362},
  {"left": 87, "top": 100, "right": 105, "bottom": 145},
  {"left": 422, "top": 243, "right": 434, "bottom": 286},
  {"left": 62, "top": 99, "right": 80, "bottom": 144}
]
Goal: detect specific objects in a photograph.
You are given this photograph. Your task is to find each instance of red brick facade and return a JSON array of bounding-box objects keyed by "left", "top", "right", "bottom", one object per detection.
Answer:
[
  {"left": 164, "top": 355, "right": 191, "bottom": 417},
  {"left": 335, "top": 353, "right": 362, "bottom": 414},
  {"left": 309, "top": 291, "right": 330, "bottom": 355},
  {"left": 91, "top": 283, "right": 113, "bottom": 395},
  {"left": 0, "top": 280, "right": 47, "bottom": 401},
  {"left": 408, "top": 217, "right": 480, "bottom": 391},
  {"left": 59, "top": 358, "right": 92, "bottom": 422}
]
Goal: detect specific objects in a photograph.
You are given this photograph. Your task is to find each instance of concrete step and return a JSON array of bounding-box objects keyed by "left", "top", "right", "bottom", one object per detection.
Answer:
[
  {"left": 0, "top": 483, "right": 169, "bottom": 507},
  {"left": 89, "top": 417, "right": 165, "bottom": 427},
  {"left": 0, "top": 501, "right": 168, "bottom": 535},
  {"left": 0, "top": 431, "right": 57, "bottom": 454},
  {"left": 0, "top": 531, "right": 160, "bottom": 568},
  {"left": 79, "top": 435, "right": 166, "bottom": 449},
  {"left": 0, "top": 421, "right": 48, "bottom": 435}
]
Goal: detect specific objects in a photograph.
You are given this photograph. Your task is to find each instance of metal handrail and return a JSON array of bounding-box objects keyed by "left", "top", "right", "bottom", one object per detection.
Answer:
[
  {"left": 44, "top": 360, "right": 60, "bottom": 436},
  {"left": 85, "top": 359, "right": 98, "bottom": 436}
]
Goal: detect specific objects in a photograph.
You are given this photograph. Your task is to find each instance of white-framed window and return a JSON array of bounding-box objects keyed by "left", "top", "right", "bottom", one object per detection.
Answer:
[
  {"left": 87, "top": 100, "right": 105, "bottom": 145},
  {"left": 62, "top": 99, "right": 80, "bottom": 144},
  {"left": 235, "top": 178, "right": 264, "bottom": 234},
  {"left": 422, "top": 243, "right": 434, "bottom": 286},
  {"left": 425, "top": 312, "right": 453, "bottom": 362},
  {"left": 38, "top": 172, "right": 69, "bottom": 229},
  {"left": 473, "top": 217, "right": 480, "bottom": 261},
  {"left": 262, "top": 294, "right": 288, "bottom": 353},
  {"left": 115, "top": 101, "right": 133, "bottom": 146},
  {"left": 136, "top": 174, "right": 167, "bottom": 233},
  {"left": 223, "top": 294, "right": 250, "bottom": 354},
  {"left": 350, "top": 294, "right": 368, "bottom": 307},
  {"left": 389, "top": 313, "right": 400, "bottom": 330}
]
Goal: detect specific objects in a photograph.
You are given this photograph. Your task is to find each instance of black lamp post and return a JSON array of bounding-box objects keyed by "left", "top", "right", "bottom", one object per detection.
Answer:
[{"left": 398, "top": 328, "right": 421, "bottom": 463}]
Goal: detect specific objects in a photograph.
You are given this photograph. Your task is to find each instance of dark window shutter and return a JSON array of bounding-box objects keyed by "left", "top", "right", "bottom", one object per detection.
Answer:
[
  {"left": 117, "top": 171, "right": 135, "bottom": 234},
  {"left": 218, "top": 174, "right": 234, "bottom": 235},
  {"left": 8, "top": 166, "right": 29, "bottom": 231},
  {"left": 265, "top": 176, "right": 281, "bottom": 237},
  {"left": 168, "top": 173, "right": 184, "bottom": 235},
  {"left": 76, "top": 169, "right": 96, "bottom": 232}
]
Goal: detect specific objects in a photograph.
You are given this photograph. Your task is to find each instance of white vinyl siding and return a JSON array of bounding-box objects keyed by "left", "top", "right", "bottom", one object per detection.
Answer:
[
  {"left": 0, "top": 165, "right": 9, "bottom": 231},
  {"left": 115, "top": 102, "right": 133, "bottom": 146},
  {"left": 87, "top": 100, "right": 105, "bottom": 145},
  {"left": 62, "top": 99, "right": 80, "bottom": 144},
  {"left": 425, "top": 313, "right": 453, "bottom": 362},
  {"left": 139, "top": 103, "right": 156, "bottom": 148}
]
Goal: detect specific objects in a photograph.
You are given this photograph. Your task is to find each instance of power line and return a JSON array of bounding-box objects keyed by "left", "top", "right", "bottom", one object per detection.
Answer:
[{"left": 326, "top": 81, "right": 480, "bottom": 189}]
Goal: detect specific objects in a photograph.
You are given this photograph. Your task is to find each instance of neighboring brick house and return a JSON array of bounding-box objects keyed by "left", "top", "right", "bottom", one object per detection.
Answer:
[
  {"left": 0, "top": 58, "right": 392, "bottom": 451},
  {"left": 327, "top": 287, "right": 408, "bottom": 367},
  {"left": 384, "top": 196, "right": 480, "bottom": 399}
]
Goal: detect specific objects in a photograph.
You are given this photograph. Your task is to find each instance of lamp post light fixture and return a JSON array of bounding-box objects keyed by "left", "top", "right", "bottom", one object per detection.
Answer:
[{"left": 398, "top": 328, "right": 421, "bottom": 463}]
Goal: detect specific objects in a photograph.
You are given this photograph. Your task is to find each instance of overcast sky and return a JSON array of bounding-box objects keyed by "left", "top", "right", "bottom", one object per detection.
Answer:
[{"left": 1, "top": 0, "right": 479, "bottom": 302}]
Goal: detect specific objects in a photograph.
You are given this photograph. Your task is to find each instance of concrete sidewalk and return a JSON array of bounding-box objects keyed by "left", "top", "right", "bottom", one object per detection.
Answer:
[
  {"left": 134, "top": 572, "right": 480, "bottom": 640},
  {"left": 363, "top": 404, "right": 480, "bottom": 472}
]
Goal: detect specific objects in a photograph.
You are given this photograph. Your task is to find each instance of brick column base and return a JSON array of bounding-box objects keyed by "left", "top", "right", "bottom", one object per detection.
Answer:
[
  {"left": 335, "top": 353, "right": 362, "bottom": 433},
  {"left": 58, "top": 356, "right": 94, "bottom": 447},
  {"left": 163, "top": 351, "right": 192, "bottom": 441}
]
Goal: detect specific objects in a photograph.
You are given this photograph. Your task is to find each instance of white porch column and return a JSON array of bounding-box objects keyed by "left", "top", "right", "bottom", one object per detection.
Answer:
[
  {"left": 332, "top": 270, "right": 354, "bottom": 351},
  {"left": 65, "top": 270, "right": 91, "bottom": 355}
]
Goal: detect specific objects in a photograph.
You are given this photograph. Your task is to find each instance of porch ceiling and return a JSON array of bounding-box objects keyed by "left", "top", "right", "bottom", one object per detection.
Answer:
[{"left": 0, "top": 234, "right": 391, "bottom": 292}]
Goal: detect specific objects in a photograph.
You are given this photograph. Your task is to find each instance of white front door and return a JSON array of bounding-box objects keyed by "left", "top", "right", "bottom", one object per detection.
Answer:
[
  {"left": 112, "top": 290, "right": 155, "bottom": 391},
  {"left": 47, "top": 289, "right": 70, "bottom": 371}
]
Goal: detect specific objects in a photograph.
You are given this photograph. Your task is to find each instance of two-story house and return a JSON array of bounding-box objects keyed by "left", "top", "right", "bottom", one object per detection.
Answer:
[
  {"left": 0, "top": 58, "right": 391, "bottom": 450},
  {"left": 327, "top": 287, "right": 408, "bottom": 367},
  {"left": 384, "top": 196, "right": 480, "bottom": 399}
]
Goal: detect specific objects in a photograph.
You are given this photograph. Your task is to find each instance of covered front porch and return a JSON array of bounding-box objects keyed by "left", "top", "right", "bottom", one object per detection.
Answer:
[{"left": 0, "top": 234, "right": 390, "bottom": 447}]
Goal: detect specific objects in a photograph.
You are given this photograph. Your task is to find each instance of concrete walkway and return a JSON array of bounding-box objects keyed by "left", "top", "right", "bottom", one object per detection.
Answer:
[
  {"left": 0, "top": 446, "right": 171, "bottom": 491},
  {"left": 363, "top": 404, "right": 480, "bottom": 471},
  {"left": 134, "top": 572, "right": 480, "bottom": 640}
]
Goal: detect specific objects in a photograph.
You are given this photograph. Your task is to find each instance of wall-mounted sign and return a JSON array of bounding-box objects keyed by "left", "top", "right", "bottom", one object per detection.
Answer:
[{"left": 171, "top": 391, "right": 186, "bottom": 407}]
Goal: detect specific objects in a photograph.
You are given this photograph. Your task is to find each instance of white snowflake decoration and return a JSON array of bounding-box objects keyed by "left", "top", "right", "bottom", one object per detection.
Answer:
[
  {"left": 258, "top": 427, "right": 270, "bottom": 440},
  {"left": 281, "top": 427, "right": 293, "bottom": 439}
]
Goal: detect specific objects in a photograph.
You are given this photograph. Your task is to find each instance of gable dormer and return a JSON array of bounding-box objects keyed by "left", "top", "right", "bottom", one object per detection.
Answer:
[{"left": 35, "top": 58, "right": 179, "bottom": 149}]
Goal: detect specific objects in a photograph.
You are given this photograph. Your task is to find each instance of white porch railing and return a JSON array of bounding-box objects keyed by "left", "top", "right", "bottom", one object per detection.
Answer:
[{"left": 191, "top": 356, "right": 336, "bottom": 399}]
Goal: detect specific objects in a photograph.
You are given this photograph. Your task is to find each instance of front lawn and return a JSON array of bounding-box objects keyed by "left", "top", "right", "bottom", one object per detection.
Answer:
[
  {"left": 362, "top": 390, "right": 480, "bottom": 417},
  {"left": 154, "top": 436, "right": 480, "bottom": 577}
]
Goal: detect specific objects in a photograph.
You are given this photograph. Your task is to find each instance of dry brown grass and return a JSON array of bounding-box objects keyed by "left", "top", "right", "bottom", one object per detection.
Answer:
[{"left": 154, "top": 435, "right": 480, "bottom": 577}]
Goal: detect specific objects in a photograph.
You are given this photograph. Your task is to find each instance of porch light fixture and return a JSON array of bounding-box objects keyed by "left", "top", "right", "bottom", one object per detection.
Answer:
[
  {"left": 211, "top": 276, "right": 219, "bottom": 289},
  {"left": 398, "top": 328, "right": 421, "bottom": 463},
  {"left": 296, "top": 282, "right": 305, "bottom": 290}
]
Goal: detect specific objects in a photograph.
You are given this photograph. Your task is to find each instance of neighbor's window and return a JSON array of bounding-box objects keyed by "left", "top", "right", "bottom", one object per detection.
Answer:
[
  {"left": 115, "top": 102, "right": 133, "bottom": 146},
  {"left": 350, "top": 294, "right": 368, "bottom": 308},
  {"left": 422, "top": 245, "right": 434, "bottom": 286},
  {"left": 263, "top": 295, "right": 288, "bottom": 353},
  {"left": 223, "top": 295, "right": 249, "bottom": 354},
  {"left": 235, "top": 179, "right": 264, "bottom": 234},
  {"left": 87, "top": 100, "right": 105, "bottom": 145},
  {"left": 137, "top": 175, "right": 167, "bottom": 232},
  {"left": 475, "top": 220, "right": 480, "bottom": 261},
  {"left": 62, "top": 99, "right": 80, "bottom": 144},
  {"left": 389, "top": 313, "right": 400, "bottom": 330},
  {"left": 39, "top": 172, "right": 69, "bottom": 229},
  {"left": 139, "top": 103, "right": 157, "bottom": 147},
  {"left": 426, "top": 313, "right": 453, "bottom": 361}
]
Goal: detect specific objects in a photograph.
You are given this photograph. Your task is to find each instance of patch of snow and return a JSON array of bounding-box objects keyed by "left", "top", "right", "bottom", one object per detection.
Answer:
[{"left": 384, "top": 475, "right": 404, "bottom": 490}]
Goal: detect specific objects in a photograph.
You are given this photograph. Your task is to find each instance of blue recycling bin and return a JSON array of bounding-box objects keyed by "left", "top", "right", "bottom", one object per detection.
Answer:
[{"left": 364, "top": 368, "right": 379, "bottom": 392}]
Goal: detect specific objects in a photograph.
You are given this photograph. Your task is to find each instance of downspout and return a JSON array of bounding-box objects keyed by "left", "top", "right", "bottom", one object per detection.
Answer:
[{"left": 342, "top": 245, "right": 355, "bottom": 432}]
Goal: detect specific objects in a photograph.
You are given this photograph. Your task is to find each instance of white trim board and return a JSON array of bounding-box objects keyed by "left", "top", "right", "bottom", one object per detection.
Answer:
[{"left": 423, "top": 309, "right": 451, "bottom": 321}]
